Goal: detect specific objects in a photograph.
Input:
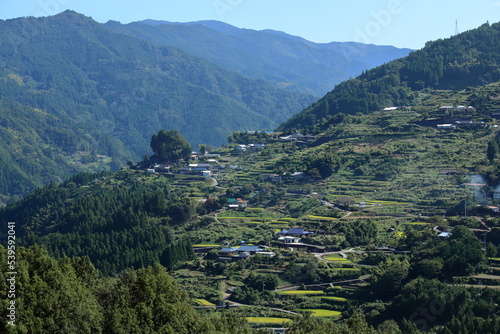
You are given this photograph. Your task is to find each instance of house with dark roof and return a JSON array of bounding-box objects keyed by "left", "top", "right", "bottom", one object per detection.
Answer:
[
  {"left": 278, "top": 228, "right": 313, "bottom": 236},
  {"left": 219, "top": 245, "right": 264, "bottom": 254}
]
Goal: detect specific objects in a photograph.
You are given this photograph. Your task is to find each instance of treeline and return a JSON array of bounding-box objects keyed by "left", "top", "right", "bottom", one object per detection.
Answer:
[
  {"left": 280, "top": 21, "right": 500, "bottom": 131},
  {"left": 0, "top": 170, "right": 199, "bottom": 275}
]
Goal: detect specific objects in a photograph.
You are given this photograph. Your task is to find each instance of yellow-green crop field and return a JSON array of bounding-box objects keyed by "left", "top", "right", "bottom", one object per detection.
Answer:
[
  {"left": 333, "top": 268, "right": 361, "bottom": 271},
  {"left": 282, "top": 290, "right": 325, "bottom": 295},
  {"left": 323, "top": 255, "right": 352, "bottom": 263},
  {"left": 195, "top": 299, "right": 215, "bottom": 306},
  {"left": 299, "top": 309, "right": 342, "bottom": 317},
  {"left": 246, "top": 317, "right": 292, "bottom": 324},
  {"left": 307, "top": 215, "right": 339, "bottom": 221},
  {"left": 314, "top": 296, "right": 348, "bottom": 302},
  {"left": 365, "top": 200, "right": 412, "bottom": 205}
]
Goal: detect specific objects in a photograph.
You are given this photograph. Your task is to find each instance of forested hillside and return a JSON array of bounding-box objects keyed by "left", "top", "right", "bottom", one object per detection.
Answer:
[
  {"left": 0, "top": 11, "right": 314, "bottom": 202},
  {"left": 105, "top": 19, "right": 412, "bottom": 96},
  {"left": 0, "top": 170, "right": 203, "bottom": 275},
  {"left": 280, "top": 21, "right": 500, "bottom": 131},
  {"left": 0, "top": 245, "right": 256, "bottom": 333}
]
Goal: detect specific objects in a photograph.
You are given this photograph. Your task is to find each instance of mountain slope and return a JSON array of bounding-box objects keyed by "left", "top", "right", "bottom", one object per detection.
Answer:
[
  {"left": 104, "top": 19, "right": 412, "bottom": 96},
  {"left": 279, "top": 22, "right": 500, "bottom": 131},
  {"left": 0, "top": 11, "right": 315, "bottom": 202}
]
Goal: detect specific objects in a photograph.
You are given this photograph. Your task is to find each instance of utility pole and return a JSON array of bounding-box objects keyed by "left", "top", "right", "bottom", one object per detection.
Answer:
[{"left": 455, "top": 20, "right": 459, "bottom": 35}]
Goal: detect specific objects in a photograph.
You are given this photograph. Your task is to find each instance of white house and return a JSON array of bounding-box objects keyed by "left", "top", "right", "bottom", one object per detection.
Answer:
[
  {"left": 278, "top": 236, "right": 301, "bottom": 244},
  {"left": 236, "top": 145, "right": 247, "bottom": 152}
]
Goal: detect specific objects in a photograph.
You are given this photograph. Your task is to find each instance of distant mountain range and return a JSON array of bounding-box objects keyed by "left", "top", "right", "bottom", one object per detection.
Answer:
[
  {"left": 0, "top": 11, "right": 315, "bottom": 201},
  {"left": 105, "top": 19, "right": 413, "bottom": 96}
]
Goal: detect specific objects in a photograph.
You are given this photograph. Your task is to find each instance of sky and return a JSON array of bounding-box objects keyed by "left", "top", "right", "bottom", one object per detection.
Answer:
[{"left": 1, "top": 0, "right": 499, "bottom": 49}]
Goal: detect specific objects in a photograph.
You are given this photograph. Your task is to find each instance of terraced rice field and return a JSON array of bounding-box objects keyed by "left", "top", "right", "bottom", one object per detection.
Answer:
[
  {"left": 322, "top": 255, "right": 352, "bottom": 263},
  {"left": 299, "top": 309, "right": 342, "bottom": 317},
  {"left": 246, "top": 317, "right": 292, "bottom": 324},
  {"left": 195, "top": 299, "right": 215, "bottom": 306}
]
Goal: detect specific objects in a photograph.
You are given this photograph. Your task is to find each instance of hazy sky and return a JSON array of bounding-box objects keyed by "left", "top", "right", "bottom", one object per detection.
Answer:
[{"left": 2, "top": 0, "right": 499, "bottom": 49}]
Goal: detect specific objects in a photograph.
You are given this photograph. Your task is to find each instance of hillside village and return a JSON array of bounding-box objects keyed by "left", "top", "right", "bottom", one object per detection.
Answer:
[{"left": 98, "top": 98, "right": 500, "bottom": 331}]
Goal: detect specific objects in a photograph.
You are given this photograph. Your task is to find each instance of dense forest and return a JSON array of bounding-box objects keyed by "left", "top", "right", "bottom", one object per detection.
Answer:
[
  {"left": 280, "top": 21, "right": 500, "bottom": 131},
  {"left": 0, "top": 245, "right": 260, "bottom": 334},
  {"left": 0, "top": 10, "right": 315, "bottom": 202},
  {"left": 0, "top": 170, "right": 204, "bottom": 275}
]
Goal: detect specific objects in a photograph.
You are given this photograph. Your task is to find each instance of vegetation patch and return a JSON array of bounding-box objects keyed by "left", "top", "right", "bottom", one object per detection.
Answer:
[
  {"left": 314, "top": 296, "right": 349, "bottom": 302},
  {"left": 194, "top": 299, "right": 216, "bottom": 307},
  {"left": 299, "top": 309, "right": 342, "bottom": 317},
  {"left": 307, "top": 215, "right": 339, "bottom": 221},
  {"left": 282, "top": 290, "right": 325, "bottom": 295},
  {"left": 246, "top": 317, "right": 292, "bottom": 324},
  {"left": 323, "top": 255, "right": 352, "bottom": 263}
]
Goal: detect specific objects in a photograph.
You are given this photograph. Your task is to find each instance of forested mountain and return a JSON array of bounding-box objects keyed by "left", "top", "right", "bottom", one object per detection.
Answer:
[
  {"left": 279, "top": 21, "right": 500, "bottom": 131},
  {"left": 105, "top": 19, "right": 412, "bottom": 96},
  {"left": 0, "top": 11, "right": 315, "bottom": 202}
]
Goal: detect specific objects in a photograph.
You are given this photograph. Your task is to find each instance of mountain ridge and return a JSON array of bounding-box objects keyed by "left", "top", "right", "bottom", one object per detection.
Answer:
[{"left": 105, "top": 19, "right": 412, "bottom": 96}]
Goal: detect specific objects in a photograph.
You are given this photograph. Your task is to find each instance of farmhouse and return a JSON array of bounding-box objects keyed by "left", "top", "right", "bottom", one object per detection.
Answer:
[
  {"left": 236, "top": 145, "right": 247, "bottom": 152},
  {"left": 437, "top": 124, "right": 456, "bottom": 130},
  {"left": 178, "top": 167, "right": 192, "bottom": 174},
  {"left": 278, "top": 228, "right": 314, "bottom": 236},
  {"left": 227, "top": 198, "right": 247, "bottom": 210},
  {"left": 219, "top": 245, "right": 264, "bottom": 259},
  {"left": 487, "top": 206, "right": 500, "bottom": 213},
  {"left": 278, "top": 236, "right": 301, "bottom": 244},
  {"left": 291, "top": 172, "right": 306, "bottom": 180}
]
